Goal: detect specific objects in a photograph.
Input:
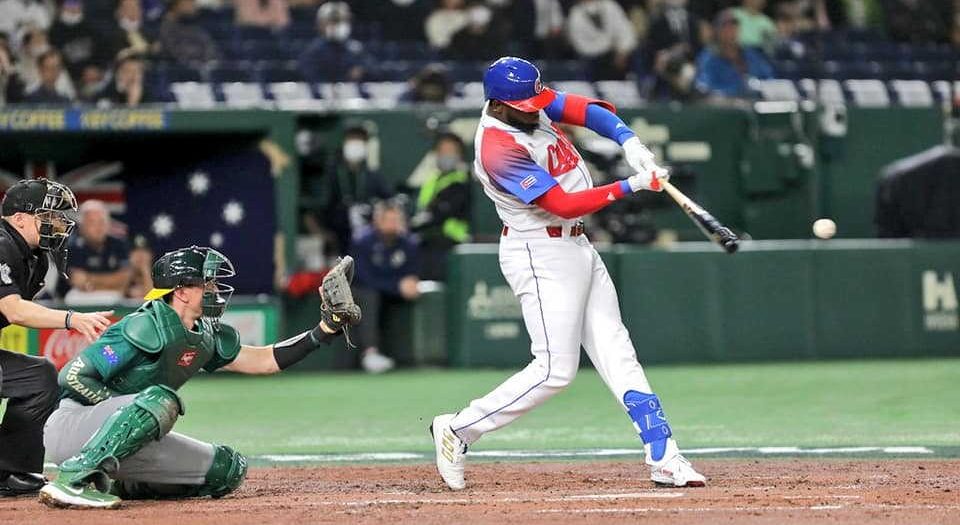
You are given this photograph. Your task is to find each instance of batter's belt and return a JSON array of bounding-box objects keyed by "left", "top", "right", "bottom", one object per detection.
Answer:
[{"left": 501, "top": 222, "right": 585, "bottom": 239}]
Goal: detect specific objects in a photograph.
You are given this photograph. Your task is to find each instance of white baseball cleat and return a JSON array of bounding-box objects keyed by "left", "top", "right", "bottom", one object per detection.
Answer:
[
  {"left": 430, "top": 414, "right": 467, "bottom": 491},
  {"left": 650, "top": 454, "right": 706, "bottom": 487},
  {"left": 646, "top": 439, "right": 706, "bottom": 487},
  {"left": 361, "top": 350, "right": 395, "bottom": 374}
]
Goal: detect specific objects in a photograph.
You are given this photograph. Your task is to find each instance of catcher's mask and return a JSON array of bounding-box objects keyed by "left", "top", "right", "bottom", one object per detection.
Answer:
[
  {"left": 145, "top": 246, "right": 236, "bottom": 323},
  {"left": 1, "top": 178, "right": 79, "bottom": 276}
]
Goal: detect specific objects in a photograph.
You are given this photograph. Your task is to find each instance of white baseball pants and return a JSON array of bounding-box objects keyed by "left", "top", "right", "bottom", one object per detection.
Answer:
[{"left": 450, "top": 230, "right": 655, "bottom": 445}]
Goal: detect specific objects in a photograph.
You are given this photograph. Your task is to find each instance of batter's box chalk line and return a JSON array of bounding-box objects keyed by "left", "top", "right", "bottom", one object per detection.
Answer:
[{"left": 242, "top": 445, "right": 935, "bottom": 464}]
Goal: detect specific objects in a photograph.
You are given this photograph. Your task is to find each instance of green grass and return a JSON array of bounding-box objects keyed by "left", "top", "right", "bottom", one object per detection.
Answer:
[{"left": 174, "top": 358, "right": 960, "bottom": 455}]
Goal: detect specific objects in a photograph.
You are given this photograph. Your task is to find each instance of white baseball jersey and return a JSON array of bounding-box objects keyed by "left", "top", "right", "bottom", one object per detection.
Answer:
[{"left": 473, "top": 101, "right": 595, "bottom": 231}]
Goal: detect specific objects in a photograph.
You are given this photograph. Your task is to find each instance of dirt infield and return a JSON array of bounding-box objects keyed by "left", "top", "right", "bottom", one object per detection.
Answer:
[{"left": 2, "top": 459, "right": 957, "bottom": 524}]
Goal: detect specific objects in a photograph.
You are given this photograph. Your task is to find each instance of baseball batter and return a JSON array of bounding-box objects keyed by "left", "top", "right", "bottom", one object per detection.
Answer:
[
  {"left": 38, "top": 247, "right": 361, "bottom": 509},
  {"left": 431, "top": 57, "right": 706, "bottom": 489}
]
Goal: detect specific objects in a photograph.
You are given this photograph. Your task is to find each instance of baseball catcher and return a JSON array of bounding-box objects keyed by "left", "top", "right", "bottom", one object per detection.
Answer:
[{"left": 39, "top": 247, "right": 360, "bottom": 509}]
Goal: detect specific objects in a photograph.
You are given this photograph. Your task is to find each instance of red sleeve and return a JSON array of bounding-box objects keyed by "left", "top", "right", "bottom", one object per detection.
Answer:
[{"left": 534, "top": 182, "right": 628, "bottom": 220}]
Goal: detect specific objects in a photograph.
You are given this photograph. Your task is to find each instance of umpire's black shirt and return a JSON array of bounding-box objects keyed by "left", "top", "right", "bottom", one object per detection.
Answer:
[{"left": 0, "top": 220, "right": 47, "bottom": 329}]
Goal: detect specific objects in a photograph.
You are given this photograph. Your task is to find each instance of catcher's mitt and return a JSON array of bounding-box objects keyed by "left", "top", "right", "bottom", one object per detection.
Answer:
[{"left": 320, "top": 256, "right": 362, "bottom": 347}]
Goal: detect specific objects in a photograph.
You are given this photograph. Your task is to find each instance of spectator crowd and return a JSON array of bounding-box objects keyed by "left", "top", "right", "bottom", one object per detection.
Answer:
[{"left": 0, "top": 0, "right": 957, "bottom": 107}]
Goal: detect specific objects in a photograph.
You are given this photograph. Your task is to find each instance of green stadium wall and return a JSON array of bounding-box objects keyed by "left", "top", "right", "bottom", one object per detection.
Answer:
[{"left": 446, "top": 240, "right": 960, "bottom": 367}]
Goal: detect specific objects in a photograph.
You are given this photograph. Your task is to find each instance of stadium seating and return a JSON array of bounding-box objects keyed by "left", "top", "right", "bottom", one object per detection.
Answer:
[
  {"left": 551, "top": 81, "right": 597, "bottom": 99},
  {"left": 140, "top": 13, "right": 960, "bottom": 109},
  {"left": 890, "top": 80, "right": 934, "bottom": 107},
  {"left": 162, "top": 77, "right": 957, "bottom": 109},
  {"left": 363, "top": 81, "right": 410, "bottom": 107},
  {"left": 222, "top": 82, "right": 267, "bottom": 108},
  {"left": 750, "top": 78, "right": 958, "bottom": 107},
  {"left": 844, "top": 79, "right": 891, "bottom": 107},
  {"left": 594, "top": 81, "right": 643, "bottom": 107},
  {"left": 171, "top": 82, "right": 218, "bottom": 108},
  {"left": 268, "top": 81, "right": 321, "bottom": 110},
  {"left": 753, "top": 79, "right": 802, "bottom": 102}
]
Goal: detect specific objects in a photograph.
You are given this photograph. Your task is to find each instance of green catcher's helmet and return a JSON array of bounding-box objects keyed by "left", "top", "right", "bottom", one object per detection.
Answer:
[{"left": 144, "top": 246, "right": 235, "bottom": 320}]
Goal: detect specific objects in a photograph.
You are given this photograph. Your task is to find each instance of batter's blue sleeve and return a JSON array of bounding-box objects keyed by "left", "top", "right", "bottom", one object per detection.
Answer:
[
  {"left": 479, "top": 127, "right": 557, "bottom": 204},
  {"left": 585, "top": 104, "right": 636, "bottom": 145},
  {"left": 544, "top": 92, "right": 634, "bottom": 144}
]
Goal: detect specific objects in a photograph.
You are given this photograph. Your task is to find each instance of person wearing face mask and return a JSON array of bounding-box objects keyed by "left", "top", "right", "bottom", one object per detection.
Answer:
[
  {"left": 298, "top": 1, "right": 372, "bottom": 84},
  {"left": 159, "top": 0, "right": 220, "bottom": 71},
  {"left": 48, "top": 0, "right": 101, "bottom": 82},
  {"left": 425, "top": 0, "right": 469, "bottom": 51},
  {"left": 104, "top": 0, "right": 157, "bottom": 63},
  {"left": 0, "top": 0, "right": 52, "bottom": 38},
  {"left": 447, "top": 3, "right": 504, "bottom": 60},
  {"left": 400, "top": 62, "right": 452, "bottom": 103},
  {"left": 320, "top": 124, "right": 393, "bottom": 256},
  {"left": 409, "top": 132, "right": 471, "bottom": 281},
  {"left": 641, "top": 0, "right": 708, "bottom": 101},
  {"left": 566, "top": 0, "right": 638, "bottom": 80}
]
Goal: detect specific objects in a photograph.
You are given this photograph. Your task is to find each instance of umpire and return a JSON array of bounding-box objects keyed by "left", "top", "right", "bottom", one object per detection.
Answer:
[{"left": 0, "top": 179, "right": 112, "bottom": 496}]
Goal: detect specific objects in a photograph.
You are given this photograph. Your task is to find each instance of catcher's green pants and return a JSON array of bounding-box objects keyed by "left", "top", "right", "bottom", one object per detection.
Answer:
[{"left": 44, "top": 396, "right": 214, "bottom": 485}]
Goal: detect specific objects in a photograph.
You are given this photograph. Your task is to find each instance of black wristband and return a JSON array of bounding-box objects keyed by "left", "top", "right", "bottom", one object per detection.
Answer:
[
  {"left": 65, "top": 309, "right": 75, "bottom": 330},
  {"left": 272, "top": 324, "right": 333, "bottom": 370}
]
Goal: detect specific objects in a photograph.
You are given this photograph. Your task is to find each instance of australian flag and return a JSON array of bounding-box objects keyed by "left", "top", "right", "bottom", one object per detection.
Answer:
[
  {"left": 0, "top": 148, "right": 276, "bottom": 295},
  {"left": 123, "top": 149, "right": 276, "bottom": 294}
]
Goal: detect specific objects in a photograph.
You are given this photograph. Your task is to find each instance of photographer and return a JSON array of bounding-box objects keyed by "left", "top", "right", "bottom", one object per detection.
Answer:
[{"left": 641, "top": 0, "right": 707, "bottom": 102}]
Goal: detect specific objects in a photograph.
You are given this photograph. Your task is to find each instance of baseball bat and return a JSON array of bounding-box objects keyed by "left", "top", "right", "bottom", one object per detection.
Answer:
[{"left": 659, "top": 179, "right": 740, "bottom": 254}]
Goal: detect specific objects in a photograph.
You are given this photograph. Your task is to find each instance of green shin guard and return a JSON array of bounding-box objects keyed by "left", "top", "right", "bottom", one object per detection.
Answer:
[
  {"left": 111, "top": 444, "right": 246, "bottom": 500},
  {"left": 58, "top": 386, "right": 183, "bottom": 491},
  {"left": 201, "top": 445, "right": 247, "bottom": 498}
]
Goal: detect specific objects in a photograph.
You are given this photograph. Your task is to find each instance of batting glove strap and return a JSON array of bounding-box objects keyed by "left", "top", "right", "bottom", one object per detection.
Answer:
[{"left": 627, "top": 168, "right": 669, "bottom": 193}]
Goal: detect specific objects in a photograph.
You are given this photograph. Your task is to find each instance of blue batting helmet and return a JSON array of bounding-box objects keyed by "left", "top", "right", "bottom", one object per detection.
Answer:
[{"left": 482, "top": 57, "right": 556, "bottom": 112}]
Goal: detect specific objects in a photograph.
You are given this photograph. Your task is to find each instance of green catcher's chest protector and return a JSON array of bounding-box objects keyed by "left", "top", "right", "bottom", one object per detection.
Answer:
[{"left": 106, "top": 300, "right": 240, "bottom": 394}]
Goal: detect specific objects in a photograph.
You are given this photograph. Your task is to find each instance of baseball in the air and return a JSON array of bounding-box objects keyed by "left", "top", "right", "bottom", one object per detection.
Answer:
[{"left": 812, "top": 218, "right": 837, "bottom": 239}]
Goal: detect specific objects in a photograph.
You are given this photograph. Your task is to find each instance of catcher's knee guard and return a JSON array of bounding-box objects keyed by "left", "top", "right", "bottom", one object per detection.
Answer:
[
  {"left": 200, "top": 444, "right": 247, "bottom": 498},
  {"left": 58, "top": 385, "right": 184, "bottom": 490},
  {"left": 624, "top": 391, "right": 672, "bottom": 462},
  {"left": 111, "top": 445, "right": 246, "bottom": 500}
]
